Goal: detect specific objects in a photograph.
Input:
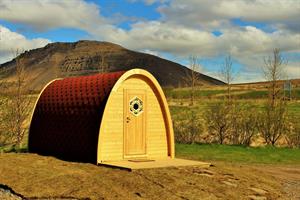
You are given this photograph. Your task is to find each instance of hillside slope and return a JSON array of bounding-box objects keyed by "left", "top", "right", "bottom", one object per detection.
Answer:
[{"left": 0, "top": 40, "right": 224, "bottom": 91}]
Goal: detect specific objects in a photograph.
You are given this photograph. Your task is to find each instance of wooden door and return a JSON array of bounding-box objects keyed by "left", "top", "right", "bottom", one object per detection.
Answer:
[{"left": 124, "top": 89, "right": 146, "bottom": 157}]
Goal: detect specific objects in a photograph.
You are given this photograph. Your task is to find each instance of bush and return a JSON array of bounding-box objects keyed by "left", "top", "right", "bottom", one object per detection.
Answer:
[
  {"left": 286, "top": 118, "right": 300, "bottom": 148},
  {"left": 204, "top": 101, "right": 231, "bottom": 144},
  {"left": 173, "top": 110, "right": 204, "bottom": 144},
  {"left": 257, "top": 100, "right": 289, "bottom": 146},
  {"left": 229, "top": 103, "right": 258, "bottom": 145}
]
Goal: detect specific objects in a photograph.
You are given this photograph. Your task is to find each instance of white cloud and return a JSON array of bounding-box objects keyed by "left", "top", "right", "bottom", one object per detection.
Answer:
[
  {"left": 141, "top": 49, "right": 160, "bottom": 57},
  {"left": 0, "top": 0, "right": 107, "bottom": 31},
  {"left": 97, "top": 21, "right": 216, "bottom": 56},
  {"left": 96, "top": 21, "right": 300, "bottom": 59},
  {"left": 71, "top": 17, "right": 300, "bottom": 81},
  {"left": 0, "top": 25, "right": 50, "bottom": 64},
  {"left": 158, "top": 0, "right": 300, "bottom": 31},
  {"left": 286, "top": 62, "right": 300, "bottom": 79},
  {"left": 0, "top": 0, "right": 299, "bottom": 81}
]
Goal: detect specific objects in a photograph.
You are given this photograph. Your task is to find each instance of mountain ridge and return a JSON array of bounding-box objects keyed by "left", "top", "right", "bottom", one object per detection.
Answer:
[{"left": 0, "top": 40, "right": 224, "bottom": 90}]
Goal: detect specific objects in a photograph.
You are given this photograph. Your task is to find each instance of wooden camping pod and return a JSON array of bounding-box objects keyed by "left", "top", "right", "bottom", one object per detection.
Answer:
[{"left": 28, "top": 69, "right": 174, "bottom": 164}]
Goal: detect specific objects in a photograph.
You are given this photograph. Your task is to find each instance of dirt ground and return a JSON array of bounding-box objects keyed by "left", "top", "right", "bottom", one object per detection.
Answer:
[{"left": 0, "top": 153, "right": 299, "bottom": 200}]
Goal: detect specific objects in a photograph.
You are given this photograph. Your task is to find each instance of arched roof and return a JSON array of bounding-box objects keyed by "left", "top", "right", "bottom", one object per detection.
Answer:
[
  {"left": 29, "top": 69, "right": 174, "bottom": 163},
  {"left": 29, "top": 71, "right": 125, "bottom": 162}
]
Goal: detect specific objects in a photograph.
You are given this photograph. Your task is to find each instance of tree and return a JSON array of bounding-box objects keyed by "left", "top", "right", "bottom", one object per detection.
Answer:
[
  {"left": 1, "top": 49, "right": 32, "bottom": 148},
  {"left": 219, "top": 55, "right": 234, "bottom": 102},
  {"left": 257, "top": 100, "right": 289, "bottom": 145},
  {"left": 263, "top": 48, "right": 286, "bottom": 107},
  {"left": 184, "top": 55, "right": 201, "bottom": 106},
  {"left": 258, "top": 48, "right": 289, "bottom": 146},
  {"left": 220, "top": 55, "right": 239, "bottom": 144}
]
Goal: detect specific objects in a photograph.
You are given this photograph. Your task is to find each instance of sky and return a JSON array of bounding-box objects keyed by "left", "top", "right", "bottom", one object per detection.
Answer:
[{"left": 0, "top": 0, "right": 299, "bottom": 83}]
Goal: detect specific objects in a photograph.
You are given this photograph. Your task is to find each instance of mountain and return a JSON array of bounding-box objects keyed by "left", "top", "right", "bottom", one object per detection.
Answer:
[{"left": 0, "top": 40, "right": 224, "bottom": 91}]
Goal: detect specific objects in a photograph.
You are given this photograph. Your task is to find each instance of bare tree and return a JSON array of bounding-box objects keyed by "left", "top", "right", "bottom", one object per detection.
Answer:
[
  {"left": 263, "top": 48, "right": 286, "bottom": 107},
  {"left": 1, "top": 49, "right": 32, "bottom": 148},
  {"left": 219, "top": 55, "right": 234, "bottom": 102},
  {"left": 257, "top": 48, "right": 289, "bottom": 146},
  {"left": 214, "top": 55, "right": 238, "bottom": 144},
  {"left": 184, "top": 55, "right": 201, "bottom": 106},
  {"left": 257, "top": 100, "right": 289, "bottom": 145}
]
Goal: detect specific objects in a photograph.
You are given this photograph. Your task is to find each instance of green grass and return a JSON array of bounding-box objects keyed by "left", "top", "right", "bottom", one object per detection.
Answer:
[
  {"left": 164, "top": 88, "right": 300, "bottom": 100},
  {"left": 288, "top": 101, "right": 300, "bottom": 116},
  {"left": 176, "top": 143, "right": 300, "bottom": 164},
  {"left": 164, "top": 89, "right": 228, "bottom": 99},
  {"left": 234, "top": 90, "right": 268, "bottom": 99},
  {"left": 169, "top": 100, "right": 300, "bottom": 122}
]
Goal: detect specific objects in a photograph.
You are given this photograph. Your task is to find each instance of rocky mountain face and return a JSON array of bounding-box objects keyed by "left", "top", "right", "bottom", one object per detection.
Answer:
[{"left": 0, "top": 40, "right": 224, "bottom": 90}]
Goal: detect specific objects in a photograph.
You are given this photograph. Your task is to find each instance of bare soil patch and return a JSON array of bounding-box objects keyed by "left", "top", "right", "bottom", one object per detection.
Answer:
[{"left": 0, "top": 153, "right": 299, "bottom": 200}]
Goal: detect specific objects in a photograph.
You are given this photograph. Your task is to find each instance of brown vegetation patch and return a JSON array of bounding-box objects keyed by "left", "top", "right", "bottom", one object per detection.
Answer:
[{"left": 0, "top": 153, "right": 299, "bottom": 199}]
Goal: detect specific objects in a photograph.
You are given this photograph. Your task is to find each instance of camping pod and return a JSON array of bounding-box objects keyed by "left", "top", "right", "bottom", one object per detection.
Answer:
[{"left": 28, "top": 69, "right": 174, "bottom": 164}]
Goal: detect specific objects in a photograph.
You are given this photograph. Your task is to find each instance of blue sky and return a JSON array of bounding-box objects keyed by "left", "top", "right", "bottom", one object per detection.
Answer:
[{"left": 0, "top": 0, "right": 299, "bottom": 82}]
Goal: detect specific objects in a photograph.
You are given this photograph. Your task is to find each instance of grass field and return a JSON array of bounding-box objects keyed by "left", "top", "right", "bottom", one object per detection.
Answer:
[
  {"left": 1, "top": 143, "right": 299, "bottom": 165},
  {"left": 164, "top": 82, "right": 300, "bottom": 121},
  {"left": 169, "top": 99, "right": 300, "bottom": 121},
  {"left": 176, "top": 143, "right": 300, "bottom": 165},
  {"left": 164, "top": 87, "right": 300, "bottom": 100}
]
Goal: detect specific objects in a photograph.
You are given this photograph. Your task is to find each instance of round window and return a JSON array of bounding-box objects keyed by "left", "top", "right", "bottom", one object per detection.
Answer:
[{"left": 129, "top": 97, "right": 143, "bottom": 116}]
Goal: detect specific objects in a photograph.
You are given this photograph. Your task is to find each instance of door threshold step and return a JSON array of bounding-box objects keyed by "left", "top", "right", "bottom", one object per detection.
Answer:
[
  {"left": 128, "top": 159, "right": 155, "bottom": 162},
  {"left": 100, "top": 158, "right": 211, "bottom": 170}
]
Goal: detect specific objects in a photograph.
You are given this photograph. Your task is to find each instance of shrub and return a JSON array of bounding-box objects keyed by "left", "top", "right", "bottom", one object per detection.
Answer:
[
  {"left": 228, "top": 103, "right": 259, "bottom": 145},
  {"left": 257, "top": 100, "right": 290, "bottom": 146},
  {"left": 286, "top": 118, "right": 300, "bottom": 148},
  {"left": 173, "top": 110, "right": 204, "bottom": 144},
  {"left": 204, "top": 101, "right": 231, "bottom": 144}
]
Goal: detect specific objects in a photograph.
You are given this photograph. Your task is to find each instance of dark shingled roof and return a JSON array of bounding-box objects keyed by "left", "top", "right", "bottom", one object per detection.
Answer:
[{"left": 28, "top": 71, "right": 125, "bottom": 163}]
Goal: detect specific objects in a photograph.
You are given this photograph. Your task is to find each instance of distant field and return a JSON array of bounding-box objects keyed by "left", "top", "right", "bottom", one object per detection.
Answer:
[
  {"left": 166, "top": 84, "right": 300, "bottom": 124},
  {"left": 176, "top": 143, "right": 300, "bottom": 165},
  {"left": 164, "top": 87, "right": 300, "bottom": 100},
  {"left": 169, "top": 99, "right": 300, "bottom": 122}
]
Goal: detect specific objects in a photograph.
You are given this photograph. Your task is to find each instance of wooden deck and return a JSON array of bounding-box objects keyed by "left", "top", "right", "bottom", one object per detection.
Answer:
[{"left": 100, "top": 158, "right": 211, "bottom": 170}]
